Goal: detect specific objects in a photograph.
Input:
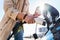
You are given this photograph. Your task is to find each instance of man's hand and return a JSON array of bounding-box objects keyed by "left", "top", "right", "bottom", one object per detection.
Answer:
[
  {"left": 24, "top": 14, "right": 35, "bottom": 24},
  {"left": 24, "top": 9, "right": 41, "bottom": 24}
]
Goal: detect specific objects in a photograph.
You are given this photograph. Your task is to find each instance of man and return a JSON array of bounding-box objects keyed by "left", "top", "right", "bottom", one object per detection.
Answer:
[{"left": 0, "top": 0, "right": 40, "bottom": 40}]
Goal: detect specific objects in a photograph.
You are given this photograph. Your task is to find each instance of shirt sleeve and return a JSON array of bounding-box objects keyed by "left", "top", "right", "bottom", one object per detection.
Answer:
[{"left": 4, "top": 0, "right": 19, "bottom": 20}]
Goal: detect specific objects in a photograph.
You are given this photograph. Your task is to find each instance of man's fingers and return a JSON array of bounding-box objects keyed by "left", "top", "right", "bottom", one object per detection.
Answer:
[
  {"left": 33, "top": 13, "right": 41, "bottom": 18},
  {"left": 28, "top": 18, "right": 35, "bottom": 24},
  {"left": 24, "top": 14, "right": 35, "bottom": 24}
]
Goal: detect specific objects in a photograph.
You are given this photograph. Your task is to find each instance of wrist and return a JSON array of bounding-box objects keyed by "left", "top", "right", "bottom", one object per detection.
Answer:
[{"left": 17, "top": 12, "right": 25, "bottom": 20}]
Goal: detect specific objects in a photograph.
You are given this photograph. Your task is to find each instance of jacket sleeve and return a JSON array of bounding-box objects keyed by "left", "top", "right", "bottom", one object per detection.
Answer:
[
  {"left": 4, "top": 0, "right": 19, "bottom": 20},
  {"left": 22, "top": 0, "right": 29, "bottom": 14}
]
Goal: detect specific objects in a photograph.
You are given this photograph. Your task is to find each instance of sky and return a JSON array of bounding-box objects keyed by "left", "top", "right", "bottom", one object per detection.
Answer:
[
  {"left": 29, "top": 0, "right": 60, "bottom": 14},
  {"left": 0, "top": 0, "right": 4, "bottom": 21}
]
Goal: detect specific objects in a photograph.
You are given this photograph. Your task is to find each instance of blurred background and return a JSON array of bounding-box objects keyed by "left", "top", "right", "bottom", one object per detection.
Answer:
[{"left": 0, "top": 0, "right": 60, "bottom": 40}]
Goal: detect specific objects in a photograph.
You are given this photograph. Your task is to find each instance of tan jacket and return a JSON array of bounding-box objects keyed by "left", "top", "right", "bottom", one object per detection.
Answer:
[{"left": 0, "top": 0, "right": 29, "bottom": 40}]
